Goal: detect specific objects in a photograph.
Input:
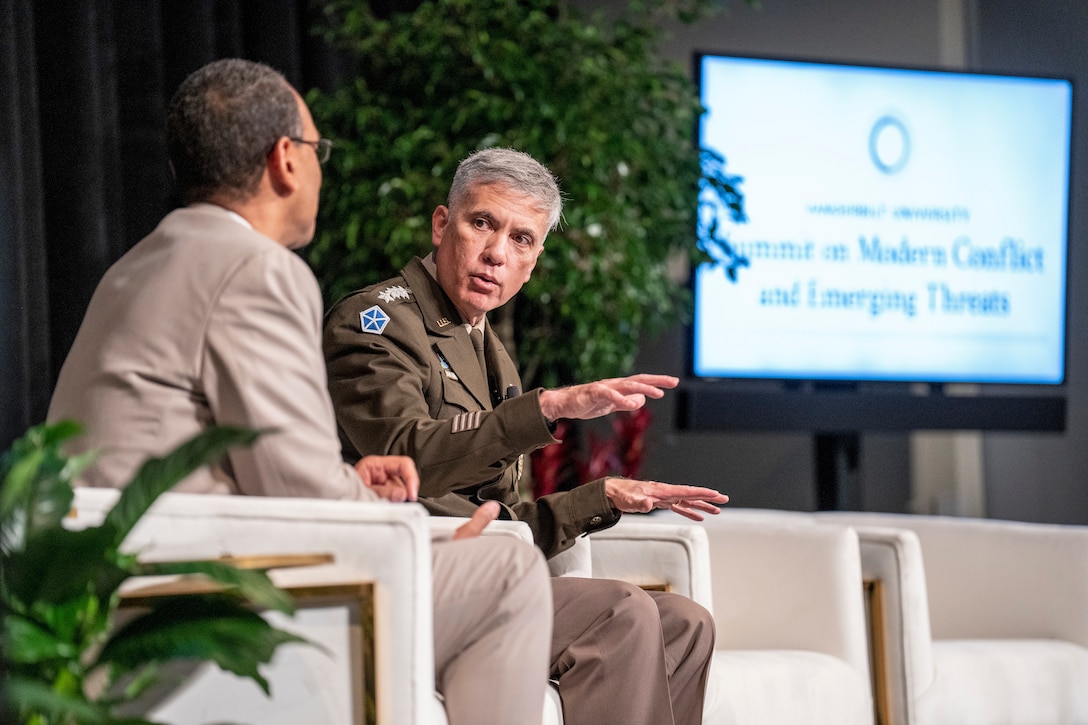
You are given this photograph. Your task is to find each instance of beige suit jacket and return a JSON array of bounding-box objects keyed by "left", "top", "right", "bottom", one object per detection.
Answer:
[{"left": 47, "top": 204, "right": 371, "bottom": 500}]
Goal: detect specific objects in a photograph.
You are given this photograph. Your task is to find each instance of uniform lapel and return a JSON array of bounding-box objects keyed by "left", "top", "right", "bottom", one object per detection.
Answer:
[
  {"left": 403, "top": 259, "right": 493, "bottom": 410},
  {"left": 434, "top": 335, "right": 492, "bottom": 410}
]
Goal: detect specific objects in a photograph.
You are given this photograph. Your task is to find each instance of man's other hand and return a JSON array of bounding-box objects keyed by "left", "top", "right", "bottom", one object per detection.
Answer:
[
  {"left": 453, "top": 501, "right": 501, "bottom": 540},
  {"left": 356, "top": 455, "right": 420, "bottom": 502},
  {"left": 538, "top": 374, "right": 678, "bottom": 422},
  {"left": 604, "top": 478, "right": 729, "bottom": 521}
]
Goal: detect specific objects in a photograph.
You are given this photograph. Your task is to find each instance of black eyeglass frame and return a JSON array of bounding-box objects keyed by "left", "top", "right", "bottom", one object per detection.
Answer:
[{"left": 289, "top": 137, "right": 333, "bottom": 164}]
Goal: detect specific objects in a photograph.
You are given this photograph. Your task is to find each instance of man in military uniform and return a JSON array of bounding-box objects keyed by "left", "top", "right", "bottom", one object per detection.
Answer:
[{"left": 324, "top": 147, "right": 728, "bottom": 725}]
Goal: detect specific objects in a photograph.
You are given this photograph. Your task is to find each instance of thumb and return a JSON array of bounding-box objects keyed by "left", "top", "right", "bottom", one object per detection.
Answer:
[{"left": 453, "top": 501, "right": 501, "bottom": 540}]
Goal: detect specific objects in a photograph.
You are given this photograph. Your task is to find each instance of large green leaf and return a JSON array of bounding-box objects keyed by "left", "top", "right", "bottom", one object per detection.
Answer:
[
  {"left": 0, "top": 448, "right": 46, "bottom": 527},
  {"left": 103, "top": 661, "right": 161, "bottom": 708},
  {"left": 4, "top": 674, "right": 110, "bottom": 724},
  {"left": 2, "top": 613, "right": 78, "bottom": 663},
  {"left": 134, "top": 560, "right": 295, "bottom": 615},
  {"left": 1, "top": 420, "right": 90, "bottom": 555},
  {"left": 32, "top": 587, "right": 108, "bottom": 650},
  {"left": 96, "top": 595, "right": 307, "bottom": 695},
  {"left": 5, "top": 525, "right": 124, "bottom": 606},
  {"left": 104, "top": 426, "right": 261, "bottom": 544}
]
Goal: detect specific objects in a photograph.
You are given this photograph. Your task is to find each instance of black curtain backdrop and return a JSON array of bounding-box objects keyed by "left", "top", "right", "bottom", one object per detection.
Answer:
[{"left": 1, "top": 0, "right": 350, "bottom": 450}]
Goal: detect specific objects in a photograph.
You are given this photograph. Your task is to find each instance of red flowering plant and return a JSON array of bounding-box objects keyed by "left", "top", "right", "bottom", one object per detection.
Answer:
[{"left": 531, "top": 408, "right": 653, "bottom": 498}]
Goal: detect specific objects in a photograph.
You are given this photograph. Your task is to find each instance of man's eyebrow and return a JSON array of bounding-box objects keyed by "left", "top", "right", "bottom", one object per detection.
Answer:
[
  {"left": 512, "top": 226, "right": 538, "bottom": 244},
  {"left": 470, "top": 209, "right": 498, "bottom": 225},
  {"left": 469, "top": 208, "right": 539, "bottom": 244}
]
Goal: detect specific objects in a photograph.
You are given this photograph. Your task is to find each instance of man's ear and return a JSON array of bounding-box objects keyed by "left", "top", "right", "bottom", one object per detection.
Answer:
[
  {"left": 266, "top": 136, "right": 297, "bottom": 195},
  {"left": 523, "top": 242, "right": 545, "bottom": 282},
  {"left": 431, "top": 205, "right": 450, "bottom": 248}
]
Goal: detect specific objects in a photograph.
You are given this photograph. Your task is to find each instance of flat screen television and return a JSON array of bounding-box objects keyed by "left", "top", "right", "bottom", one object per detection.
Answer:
[{"left": 692, "top": 54, "right": 1073, "bottom": 389}]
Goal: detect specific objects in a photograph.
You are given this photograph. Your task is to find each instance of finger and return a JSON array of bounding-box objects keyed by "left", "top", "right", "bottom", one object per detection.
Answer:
[
  {"left": 391, "top": 457, "right": 420, "bottom": 500},
  {"left": 682, "top": 498, "right": 728, "bottom": 514},
  {"left": 366, "top": 456, "right": 419, "bottom": 501},
  {"left": 605, "top": 377, "right": 669, "bottom": 400},
  {"left": 658, "top": 484, "right": 730, "bottom": 503},
  {"left": 372, "top": 457, "right": 422, "bottom": 496},
  {"left": 453, "top": 501, "right": 500, "bottom": 540},
  {"left": 619, "top": 381, "right": 669, "bottom": 399},
  {"left": 578, "top": 385, "right": 640, "bottom": 418},
  {"left": 626, "top": 374, "right": 679, "bottom": 389},
  {"left": 667, "top": 501, "right": 706, "bottom": 521},
  {"left": 369, "top": 481, "right": 408, "bottom": 503},
  {"left": 594, "top": 384, "right": 642, "bottom": 408}
]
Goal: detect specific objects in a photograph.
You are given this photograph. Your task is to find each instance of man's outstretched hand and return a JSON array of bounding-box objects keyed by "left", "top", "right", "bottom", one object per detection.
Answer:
[
  {"left": 538, "top": 374, "right": 678, "bottom": 422},
  {"left": 604, "top": 478, "right": 729, "bottom": 521}
]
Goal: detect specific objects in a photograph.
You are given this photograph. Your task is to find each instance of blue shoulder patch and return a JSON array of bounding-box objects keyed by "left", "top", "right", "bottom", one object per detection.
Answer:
[{"left": 359, "top": 305, "right": 390, "bottom": 335}]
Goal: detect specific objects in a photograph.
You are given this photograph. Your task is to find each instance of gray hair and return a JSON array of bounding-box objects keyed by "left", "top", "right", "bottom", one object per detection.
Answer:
[
  {"left": 448, "top": 148, "right": 563, "bottom": 232},
  {"left": 166, "top": 58, "right": 302, "bottom": 204}
]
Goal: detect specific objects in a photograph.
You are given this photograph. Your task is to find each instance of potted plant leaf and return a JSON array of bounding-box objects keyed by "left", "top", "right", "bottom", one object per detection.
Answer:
[{"left": 1, "top": 421, "right": 306, "bottom": 724}]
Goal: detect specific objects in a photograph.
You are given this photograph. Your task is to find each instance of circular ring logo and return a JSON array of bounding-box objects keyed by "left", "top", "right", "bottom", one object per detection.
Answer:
[{"left": 869, "top": 115, "right": 910, "bottom": 174}]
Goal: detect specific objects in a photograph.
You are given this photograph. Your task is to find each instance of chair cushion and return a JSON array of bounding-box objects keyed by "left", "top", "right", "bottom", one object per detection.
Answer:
[
  {"left": 704, "top": 650, "right": 873, "bottom": 725},
  {"left": 916, "top": 639, "right": 1088, "bottom": 725}
]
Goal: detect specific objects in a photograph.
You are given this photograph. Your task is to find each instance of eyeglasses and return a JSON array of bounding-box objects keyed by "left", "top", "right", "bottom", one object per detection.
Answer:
[{"left": 289, "top": 137, "right": 333, "bottom": 164}]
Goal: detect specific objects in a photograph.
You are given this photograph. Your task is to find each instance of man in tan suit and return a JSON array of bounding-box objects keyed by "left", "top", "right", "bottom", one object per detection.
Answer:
[
  {"left": 324, "top": 147, "right": 728, "bottom": 725},
  {"left": 47, "top": 59, "right": 551, "bottom": 725}
]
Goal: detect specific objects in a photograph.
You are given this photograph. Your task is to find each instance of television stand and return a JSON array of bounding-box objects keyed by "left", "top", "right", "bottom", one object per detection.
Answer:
[{"left": 815, "top": 432, "right": 861, "bottom": 510}]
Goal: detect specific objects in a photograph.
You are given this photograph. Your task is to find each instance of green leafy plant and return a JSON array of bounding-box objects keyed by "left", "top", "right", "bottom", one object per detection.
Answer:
[
  {"left": 307, "top": 0, "right": 747, "bottom": 387},
  {"left": 1, "top": 422, "right": 305, "bottom": 724}
]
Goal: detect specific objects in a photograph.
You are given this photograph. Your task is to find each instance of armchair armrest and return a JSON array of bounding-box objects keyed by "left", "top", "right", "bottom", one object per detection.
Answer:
[
  {"left": 71, "top": 487, "right": 441, "bottom": 725},
  {"left": 425, "top": 516, "right": 534, "bottom": 545},
  {"left": 847, "top": 525, "right": 935, "bottom": 725},
  {"left": 588, "top": 518, "right": 714, "bottom": 610}
]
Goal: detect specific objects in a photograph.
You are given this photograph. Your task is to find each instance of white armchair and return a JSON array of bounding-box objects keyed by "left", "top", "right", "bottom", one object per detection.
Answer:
[
  {"left": 71, "top": 487, "right": 446, "bottom": 725},
  {"left": 74, "top": 490, "right": 676, "bottom": 725},
  {"left": 817, "top": 512, "right": 1088, "bottom": 725},
  {"left": 567, "top": 511, "right": 875, "bottom": 725}
]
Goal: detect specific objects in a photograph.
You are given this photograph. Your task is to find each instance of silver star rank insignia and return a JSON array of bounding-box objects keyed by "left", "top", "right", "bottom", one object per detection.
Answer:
[{"left": 377, "top": 285, "right": 411, "bottom": 303}]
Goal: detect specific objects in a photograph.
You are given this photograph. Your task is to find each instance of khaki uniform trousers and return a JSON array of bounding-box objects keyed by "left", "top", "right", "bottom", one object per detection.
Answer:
[{"left": 432, "top": 536, "right": 553, "bottom": 725}]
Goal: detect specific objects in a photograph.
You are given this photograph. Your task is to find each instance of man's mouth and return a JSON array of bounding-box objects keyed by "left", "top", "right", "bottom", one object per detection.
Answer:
[{"left": 469, "top": 273, "right": 499, "bottom": 291}]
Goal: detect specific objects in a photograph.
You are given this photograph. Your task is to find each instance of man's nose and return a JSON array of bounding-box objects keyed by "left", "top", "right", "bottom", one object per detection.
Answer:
[{"left": 482, "top": 234, "right": 508, "bottom": 264}]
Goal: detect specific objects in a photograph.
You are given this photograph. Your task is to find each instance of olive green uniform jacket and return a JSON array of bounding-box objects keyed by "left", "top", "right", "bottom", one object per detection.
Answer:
[{"left": 323, "top": 257, "right": 620, "bottom": 557}]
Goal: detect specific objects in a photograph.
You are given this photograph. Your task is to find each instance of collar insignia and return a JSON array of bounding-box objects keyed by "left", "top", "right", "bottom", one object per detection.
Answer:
[
  {"left": 377, "top": 285, "right": 411, "bottom": 303},
  {"left": 359, "top": 305, "right": 390, "bottom": 335},
  {"left": 436, "top": 317, "right": 452, "bottom": 328}
]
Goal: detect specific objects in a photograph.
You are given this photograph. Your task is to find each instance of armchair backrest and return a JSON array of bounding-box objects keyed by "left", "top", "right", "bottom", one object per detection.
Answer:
[{"left": 820, "top": 511, "right": 1088, "bottom": 646}]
